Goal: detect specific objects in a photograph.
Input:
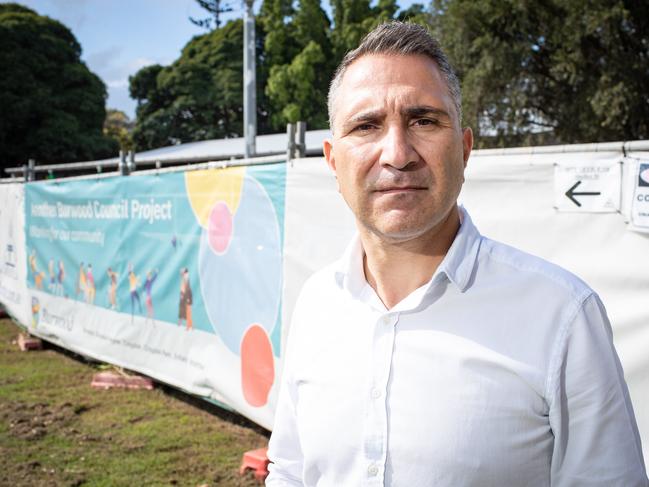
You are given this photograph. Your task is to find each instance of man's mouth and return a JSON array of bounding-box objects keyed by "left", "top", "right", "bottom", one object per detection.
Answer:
[{"left": 373, "top": 185, "right": 427, "bottom": 194}]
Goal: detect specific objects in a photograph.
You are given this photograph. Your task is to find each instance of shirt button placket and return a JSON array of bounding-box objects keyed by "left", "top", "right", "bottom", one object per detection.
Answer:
[{"left": 363, "top": 312, "right": 397, "bottom": 486}]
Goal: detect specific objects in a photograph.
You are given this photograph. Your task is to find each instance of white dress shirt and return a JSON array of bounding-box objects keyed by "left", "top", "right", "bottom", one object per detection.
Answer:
[{"left": 267, "top": 209, "right": 648, "bottom": 487}]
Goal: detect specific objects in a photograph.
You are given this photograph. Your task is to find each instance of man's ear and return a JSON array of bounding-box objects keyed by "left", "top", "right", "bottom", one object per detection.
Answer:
[
  {"left": 462, "top": 127, "right": 473, "bottom": 169},
  {"left": 323, "top": 138, "right": 340, "bottom": 192}
]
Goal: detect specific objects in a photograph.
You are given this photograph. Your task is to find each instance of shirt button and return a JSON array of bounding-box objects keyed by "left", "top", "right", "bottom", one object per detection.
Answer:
[
  {"left": 367, "top": 464, "right": 379, "bottom": 476},
  {"left": 381, "top": 315, "right": 391, "bottom": 326},
  {"left": 371, "top": 388, "right": 381, "bottom": 399}
]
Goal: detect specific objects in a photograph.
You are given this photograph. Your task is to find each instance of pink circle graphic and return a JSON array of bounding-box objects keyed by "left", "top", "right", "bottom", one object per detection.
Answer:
[
  {"left": 240, "top": 324, "right": 275, "bottom": 407},
  {"left": 208, "top": 201, "right": 233, "bottom": 254}
]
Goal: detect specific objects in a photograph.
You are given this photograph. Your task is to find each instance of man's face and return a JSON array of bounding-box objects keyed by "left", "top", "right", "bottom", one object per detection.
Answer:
[{"left": 324, "top": 54, "right": 473, "bottom": 243}]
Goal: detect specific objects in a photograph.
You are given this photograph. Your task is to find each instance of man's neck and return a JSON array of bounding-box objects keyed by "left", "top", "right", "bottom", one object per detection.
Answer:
[{"left": 361, "top": 207, "right": 461, "bottom": 310}]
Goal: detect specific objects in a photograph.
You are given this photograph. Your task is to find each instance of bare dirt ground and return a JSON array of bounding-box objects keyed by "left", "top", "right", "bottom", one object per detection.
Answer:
[{"left": 0, "top": 317, "right": 270, "bottom": 486}]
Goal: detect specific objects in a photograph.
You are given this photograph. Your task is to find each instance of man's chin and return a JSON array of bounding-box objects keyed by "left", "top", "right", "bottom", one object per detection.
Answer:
[
  {"left": 366, "top": 221, "right": 433, "bottom": 244},
  {"left": 361, "top": 206, "right": 459, "bottom": 244}
]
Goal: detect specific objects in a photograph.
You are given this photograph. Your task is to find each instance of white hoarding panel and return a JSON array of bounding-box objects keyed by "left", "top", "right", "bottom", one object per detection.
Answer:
[
  {"left": 0, "top": 183, "right": 30, "bottom": 325},
  {"left": 463, "top": 149, "right": 649, "bottom": 466}
]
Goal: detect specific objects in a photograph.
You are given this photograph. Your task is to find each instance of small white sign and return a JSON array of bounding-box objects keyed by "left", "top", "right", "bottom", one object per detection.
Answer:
[
  {"left": 554, "top": 161, "right": 621, "bottom": 212},
  {"left": 631, "top": 161, "right": 649, "bottom": 229}
]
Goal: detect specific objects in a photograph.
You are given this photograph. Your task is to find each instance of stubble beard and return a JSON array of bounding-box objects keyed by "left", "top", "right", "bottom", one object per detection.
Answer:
[{"left": 355, "top": 191, "right": 459, "bottom": 247}]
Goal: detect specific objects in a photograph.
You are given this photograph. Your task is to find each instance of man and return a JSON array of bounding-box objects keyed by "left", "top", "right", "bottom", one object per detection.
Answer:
[{"left": 267, "top": 22, "right": 648, "bottom": 486}]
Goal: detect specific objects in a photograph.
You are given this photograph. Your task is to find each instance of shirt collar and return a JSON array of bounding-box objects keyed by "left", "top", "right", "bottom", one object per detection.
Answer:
[
  {"left": 334, "top": 232, "right": 366, "bottom": 296},
  {"left": 334, "top": 206, "right": 482, "bottom": 297}
]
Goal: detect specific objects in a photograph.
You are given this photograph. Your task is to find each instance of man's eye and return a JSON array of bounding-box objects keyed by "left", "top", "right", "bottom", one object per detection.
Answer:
[
  {"left": 413, "top": 118, "right": 438, "bottom": 127},
  {"left": 354, "top": 123, "right": 376, "bottom": 132}
]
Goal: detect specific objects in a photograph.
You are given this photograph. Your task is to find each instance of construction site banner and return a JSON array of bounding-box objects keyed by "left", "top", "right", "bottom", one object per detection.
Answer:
[
  {"left": 0, "top": 183, "right": 29, "bottom": 326},
  {"left": 22, "top": 163, "right": 286, "bottom": 429}
]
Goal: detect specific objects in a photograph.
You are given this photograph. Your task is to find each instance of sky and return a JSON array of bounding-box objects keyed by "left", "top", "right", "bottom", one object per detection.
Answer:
[{"left": 7, "top": 0, "right": 421, "bottom": 120}]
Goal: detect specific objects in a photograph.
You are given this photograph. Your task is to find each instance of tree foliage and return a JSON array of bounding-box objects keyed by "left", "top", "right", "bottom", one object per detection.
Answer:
[
  {"left": 262, "top": 0, "right": 429, "bottom": 131},
  {"left": 189, "top": 0, "right": 234, "bottom": 30},
  {"left": 130, "top": 19, "right": 269, "bottom": 149},
  {"left": 104, "top": 109, "right": 134, "bottom": 152},
  {"left": 128, "top": 1, "right": 427, "bottom": 150},
  {"left": 0, "top": 3, "right": 117, "bottom": 170},
  {"left": 262, "top": 0, "right": 333, "bottom": 128},
  {"left": 431, "top": 0, "right": 649, "bottom": 147}
]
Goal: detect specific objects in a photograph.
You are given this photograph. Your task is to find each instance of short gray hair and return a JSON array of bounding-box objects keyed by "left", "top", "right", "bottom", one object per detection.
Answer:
[{"left": 327, "top": 21, "right": 462, "bottom": 130}]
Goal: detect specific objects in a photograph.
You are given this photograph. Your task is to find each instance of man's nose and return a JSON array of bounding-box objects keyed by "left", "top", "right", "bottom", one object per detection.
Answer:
[{"left": 377, "top": 124, "right": 419, "bottom": 170}]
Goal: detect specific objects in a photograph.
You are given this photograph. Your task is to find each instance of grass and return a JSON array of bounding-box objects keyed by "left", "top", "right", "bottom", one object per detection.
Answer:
[{"left": 0, "top": 317, "right": 270, "bottom": 486}]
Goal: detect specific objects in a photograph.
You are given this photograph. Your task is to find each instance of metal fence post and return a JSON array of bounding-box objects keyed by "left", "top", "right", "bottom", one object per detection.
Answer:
[
  {"left": 286, "top": 123, "right": 296, "bottom": 163},
  {"left": 128, "top": 150, "right": 136, "bottom": 173},
  {"left": 25, "top": 159, "right": 35, "bottom": 182},
  {"left": 296, "top": 121, "right": 306, "bottom": 158},
  {"left": 119, "top": 150, "right": 129, "bottom": 176},
  {"left": 243, "top": 0, "right": 257, "bottom": 158}
]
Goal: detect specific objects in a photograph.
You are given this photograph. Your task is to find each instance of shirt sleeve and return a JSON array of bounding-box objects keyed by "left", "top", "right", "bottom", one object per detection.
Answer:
[
  {"left": 548, "top": 292, "right": 649, "bottom": 486},
  {"left": 266, "top": 298, "right": 305, "bottom": 486}
]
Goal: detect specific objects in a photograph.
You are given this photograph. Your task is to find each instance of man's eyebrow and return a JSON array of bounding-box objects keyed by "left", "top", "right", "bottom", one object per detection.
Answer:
[
  {"left": 341, "top": 109, "right": 384, "bottom": 125},
  {"left": 402, "top": 106, "right": 451, "bottom": 119}
]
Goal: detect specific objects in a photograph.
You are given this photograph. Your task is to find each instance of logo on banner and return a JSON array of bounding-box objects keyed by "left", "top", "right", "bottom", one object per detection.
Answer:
[
  {"left": 639, "top": 164, "right": 649, "bottom": 187},
  {"left": 631, "top": 161, "right": 649, "bottom": 231}
]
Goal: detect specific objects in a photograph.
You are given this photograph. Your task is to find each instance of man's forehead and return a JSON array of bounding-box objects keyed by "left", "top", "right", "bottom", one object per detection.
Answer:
[
  {"left": 333, "top": 54, "right": 454, "bottom": 124},
  {"left": 340, "top": 53, "right": 443, "bottom": 88}
]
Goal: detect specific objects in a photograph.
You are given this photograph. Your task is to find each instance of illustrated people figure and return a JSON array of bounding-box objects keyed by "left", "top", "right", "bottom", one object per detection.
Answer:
[
  {"left": 56, "top": 260, "right": 65, "bottom": 296},
  {"left": 86, "top": 264, "right": 96, "bottom": 304},
  {"left": 34, "top": 270, "right": 45, "bottom": 290},
  {"left": 107, "top": 267, "right": 118, "bottom": 310},
  {"left": 48, "top": 259, "right": 56, "bottom": 292},
  {"left": 128, "top": 263, "right": 142, "bottom": 321},
  {"left": 28, "top": 249, "right": 40, "bottom": 287},
  {"left": 76, "top": 262, "right": 87, "bottom": 300},
  {"left": 184, "top": 270, "right": 193, "bottom": 331},
  {"left": 178, "top": 268, "right": 193, "bottom": 330},
  {"left": 31, "top": 297, "right": 40, "bottom": 328},
  {"left": 177, "top": 269, "right": 186, "bottom": 327},
  {"left": 143, "top": 269, "right": 158, "bottom": 324}
]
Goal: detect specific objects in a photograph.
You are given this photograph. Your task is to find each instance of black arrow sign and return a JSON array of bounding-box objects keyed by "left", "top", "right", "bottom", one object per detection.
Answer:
[{"left": 565, "top": 181, "right": 601, "bottom": 207}]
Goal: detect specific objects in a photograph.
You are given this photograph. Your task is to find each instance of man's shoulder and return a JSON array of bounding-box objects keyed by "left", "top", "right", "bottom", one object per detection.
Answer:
[{"left": 478, "top": 236, "right": 593, "bottom": 302}]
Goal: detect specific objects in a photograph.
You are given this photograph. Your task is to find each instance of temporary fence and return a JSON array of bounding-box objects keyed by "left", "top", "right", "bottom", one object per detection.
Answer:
[{"left": 1, "top": 140, "right": 648, "bottom": 466}]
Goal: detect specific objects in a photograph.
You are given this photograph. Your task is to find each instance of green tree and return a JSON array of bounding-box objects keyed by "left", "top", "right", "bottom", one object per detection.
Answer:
[
  {"left": 189, "top": 0, "right": 234, "bottom": 30},
  {"left": 258, "top": 0, "right": 297, "bottom": 68},
  {"left": 104, "top": 109, "right": 134, "bottom": 152},
  {"left": 267, "top": 41, "right": 329, "bottom": 127},
  {"left": 264, "top": 0, "right": 333, "bottom": 130},
  {"left": 330, "top": 0, "right": 374, "bottom": 59},
  {"left": 128, "top": 64, "right": 166, "bottom": 113},
  {"left": 130, "top": 19, "right": 266, "bottom": 150},
  {"left": 131, "top": 0, "right": 432, "bottom": 148},
  {"left": 397, "top": 3, "right": 430, "bottom": 23},
  {"left": 263, "top": 0, "right": 425, "bottom": 131},
  {"left": 293, "top": 0, "right": 331, "bottom": 54},
  {"left": 431, "top": 0, "right": 649, "bottom": 147},
  {"left": 0, "top": 3, "right": 117, "bottom": 171}
]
